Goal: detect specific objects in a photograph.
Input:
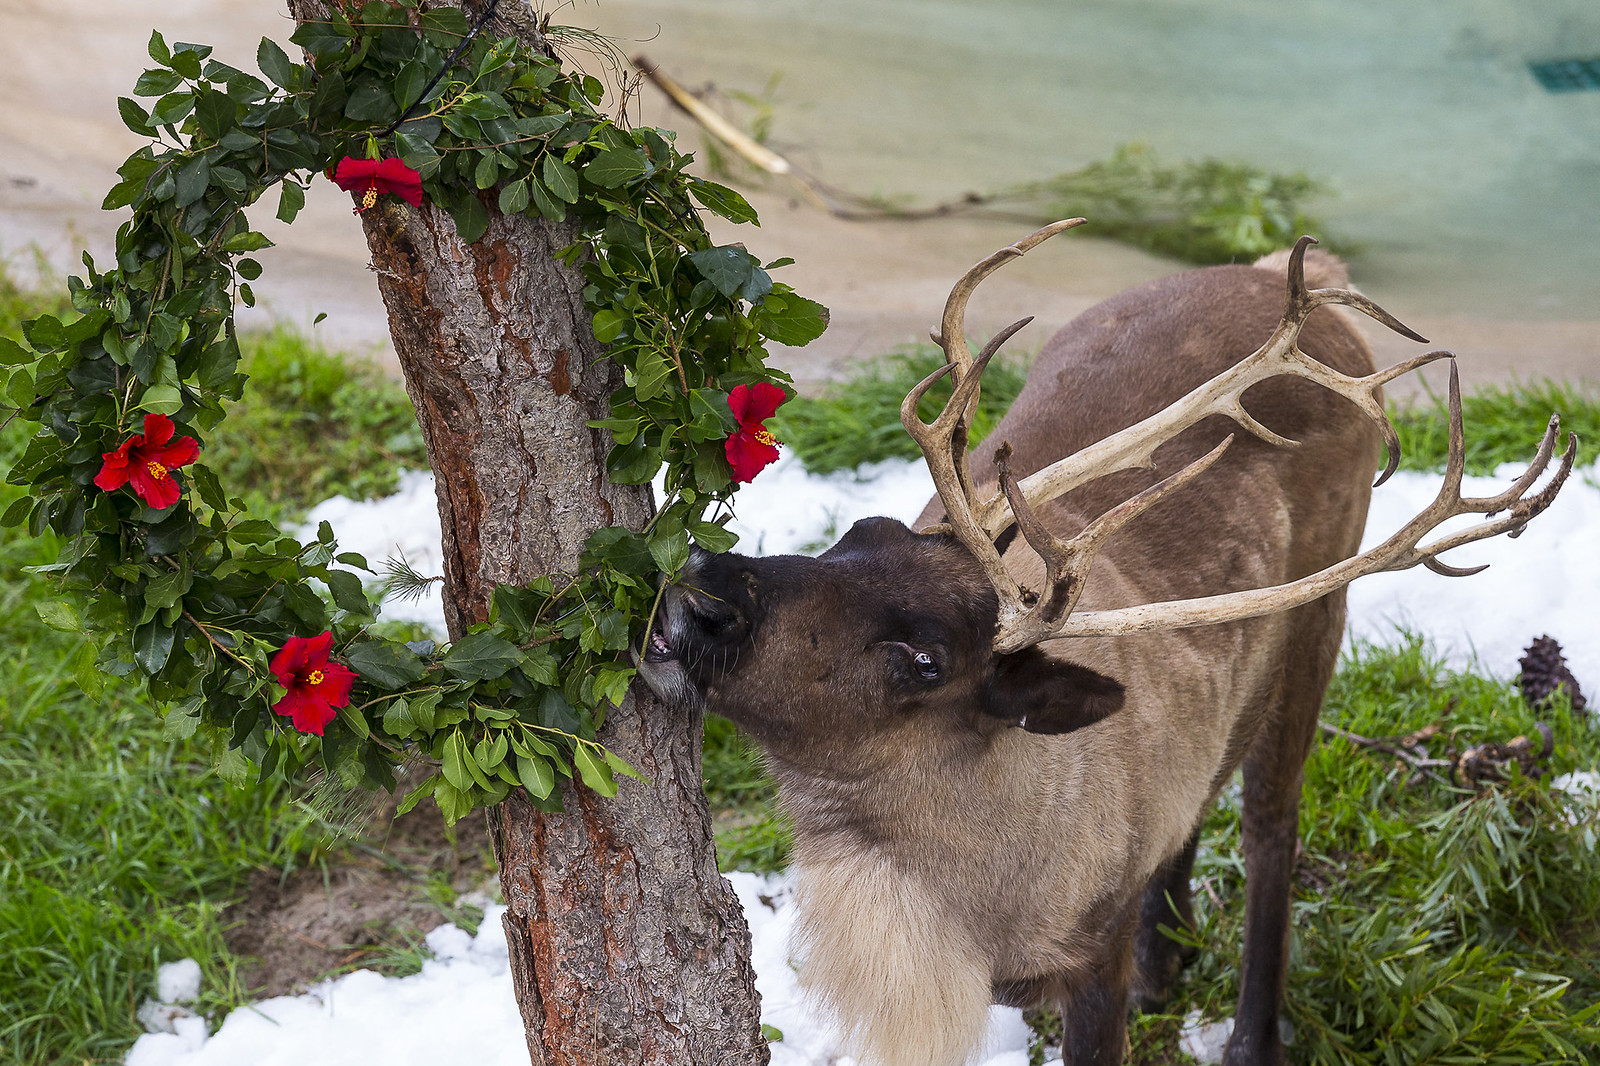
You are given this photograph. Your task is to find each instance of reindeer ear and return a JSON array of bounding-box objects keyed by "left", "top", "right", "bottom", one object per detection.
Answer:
[{"left": 981, "top": 649, "right": 1124, "bottom": 734}]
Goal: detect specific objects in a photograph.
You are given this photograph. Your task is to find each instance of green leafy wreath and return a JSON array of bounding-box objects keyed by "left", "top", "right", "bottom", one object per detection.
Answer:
[{"left": 2, "top": 2, "right": 826, "bottom": 823}]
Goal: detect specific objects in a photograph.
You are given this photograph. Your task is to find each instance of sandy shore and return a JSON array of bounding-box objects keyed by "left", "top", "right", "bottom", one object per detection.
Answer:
[{"left": 2, "top": 0, "right": 1595, "bottom": 397}]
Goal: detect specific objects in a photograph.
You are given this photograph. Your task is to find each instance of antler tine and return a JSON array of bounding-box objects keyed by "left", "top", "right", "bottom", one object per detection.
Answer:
[
  {"left": 994, "top": 435, "right": 1235, "bottom": 652},
  {"left": 904, "top": 223, "right": 1085, "bottom": 630},
  {"left": 935, "top": 218, "right": 1087, "bottom": 364},
  {"left": 934, "top": 219, "right": 1086, "bottom": 436},
  {"left": 979, "top": 241, "right": 1445, "bottom": 538},
  {"left": 1051, "top": 361, "right": 1576, "bottom": 639}
]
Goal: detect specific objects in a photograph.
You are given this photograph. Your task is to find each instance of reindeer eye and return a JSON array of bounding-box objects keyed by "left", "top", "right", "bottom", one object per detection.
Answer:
[{"left": 912, "top": 651, "right": 940, "bottom": 680}]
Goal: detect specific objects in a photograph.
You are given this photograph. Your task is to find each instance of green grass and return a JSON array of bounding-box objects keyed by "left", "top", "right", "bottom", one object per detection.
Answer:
[
  {"left": 0, "top": 449, "right": 330, "bottom": 1065},
  {"left": 1113, "top": 636, "right": 1600, "bottom": 1065},
  {"left": 703, "top": 714, "right": 792, "bottom": 874},
  {"left": 1001, "top": 143, "right": 1335, "bottom": 266},
  {"left": 1391, "top": 379, "right": 1600, "bottom": 478},
  {"left": 209, "top": 326, "right": 429, "bottom": 523},
  {"left": 0, "top": 264, "right": 413, "bottom": 1065},
  {"left": 769, "top": 342, "right": 1030, "bottom": 475}
]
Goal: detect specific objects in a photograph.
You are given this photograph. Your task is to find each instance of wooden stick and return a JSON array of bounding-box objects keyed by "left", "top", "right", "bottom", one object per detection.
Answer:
[{"left": 631, "top": 54, "right": 792, "bottom": 175}]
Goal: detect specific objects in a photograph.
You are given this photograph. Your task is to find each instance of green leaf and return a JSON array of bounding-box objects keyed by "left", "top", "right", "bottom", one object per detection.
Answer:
[
  {"left": 584, "top": 145, "right": 648, "bottom": 189},
  {"left": 175, "top": 156, "right": 210, "bottom": 208},
  {"left": 473, "top": 151, "right": 500, "bottom": 190},
  {"left": 341, "top": 702, "right": 371, "bottom": 740},
  {"left": 0, "top": 337, "right": 32, "bottom": 367},
  {"left": 150, "top": 91, "right": 196, "bottom": 127},
  {"left": 344, "top": 78, "right": 399, "bottom": 124},
  {"left": 117, "top": 97, "right": 156, "bottom": 136},
  {"left": 574, "top": 745, "right": 618, "bottom": 797},
  {"left": 218, "top": 745, "right": 251, "bottom": 788},
  {"left": 257, "top": 38, "right": 294, "bottom": 88},
  {"left": 516, "top": 753, "right": 556, "bottom": 799},
  {"left": 538, "top": 689, "right": 580, "bottom": 733},
  {"left": 396, "top": 774, "right": 438, "bottom": 815},
  {"left": 446, "top": 191, "right": 489, "bottom": 244},
  {"left": 497, "top": 178, "right": 530, "bottom": 215},
  {"left": 688, "top": 246, "right": 772, "bottom": 302},
  {"left": 21, "top": 316, "right": 65, "bottom": 352},
  {"left": 648, "top": 527, "right": 691, "bottom": 576},
  {"left": 441, "top": 631, "right": 521, "bottom": 682},
  {"left": 35, "top": 601, "right": 81, "bottom": 633},
  {"left": 222, "top": 231, "right": 272, "bottom": 252},
  {"left": 345, "top": 640, "right": 428, "bottom": 689},
  {"left": 194, "top": 88, "right": 238, "bottom": 140},
  {"left": 581, "top": 526, "right": 654, "bottom": 574},
  {"left": 441, "top": 732, "right": 471, "bottom": 791},
  {"left": 290, "top": 16, "right": 353, "bottom": 57},
  {"left": 688, "top": 519, "right": 738, "bottom": 553},
  {"left": 133, "top": 621, "right": 175, "bottom": 673},
  {"left": 73, "top": 642, "right": 105, "bottom": 701},
  {"left": 603, "top": 748, "right": 646, "bottom": 782},
  {"left": 136, "top": 385, "right": 183, "bottom": 415},
  {"left": 542, "top": 155, "right": 579, "bottom": 203},
  {"left": 167, "top": 45, "right": 204, "bottom": 80},
  {"left": 633, "top": 350, "right": 676, "bottom": 402},
  {"left": 755, "top": 293, "right": 831, "bottom": 347},
  {"left": 326, "top": 569, "right": 370, "bottom": 616},
  {"left": 605, "top": 434, "right": 660, "bottom": 485},
  {"left": 1, "top": 496, "right": 34, "bottom": 529},
  {"left": 688, "top": 178, "right": 759, "bottom": 225},
  {"left": 276, "top": 180, "right": 306, "bottom": 224},
  {"left": 383, "top": 697, "right": 416, "bottom": 736},
  {"left": 433, "top": 779, "right": 470, "bottom": 824},
  {"left": 591, "top": 308, "right": 627, "bottom": 344},
  {"left": 148, "top": 30, "right": 172, "bottom": 65},
  {"left": 134, "top": 68, "right": 183, "bottom": 97},
  {"left": 394, "top": 129, "right": 441, "bottom": 176},
  {"left": 528, "top": 174, "right": 568, "bottom": 221}
]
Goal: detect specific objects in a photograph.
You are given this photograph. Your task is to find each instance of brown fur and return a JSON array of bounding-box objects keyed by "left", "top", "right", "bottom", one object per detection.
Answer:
[{"left": 641, "top": 254, "right": 1379, "bottom": 1066}]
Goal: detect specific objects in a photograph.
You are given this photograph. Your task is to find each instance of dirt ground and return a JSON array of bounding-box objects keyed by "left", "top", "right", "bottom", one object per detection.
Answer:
[{"left": 225, "top": 782, "right": 498, "bottom": 997}]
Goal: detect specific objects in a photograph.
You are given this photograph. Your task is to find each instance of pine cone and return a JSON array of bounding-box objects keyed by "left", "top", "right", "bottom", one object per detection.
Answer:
[{"left": 1518, "top": 635, "right": 1587, "bottom": 713}]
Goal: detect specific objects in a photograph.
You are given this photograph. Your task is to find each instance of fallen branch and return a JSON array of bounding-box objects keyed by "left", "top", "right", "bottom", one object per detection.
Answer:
[
  {"left": 630, "top": 54, "right": 999, "bottom": 221},
  {"left": 1319, "top": 721, "right": 1453, "bottom": 785}
]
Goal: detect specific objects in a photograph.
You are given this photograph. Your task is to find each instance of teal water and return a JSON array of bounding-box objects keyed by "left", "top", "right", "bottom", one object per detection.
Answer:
[{"left": 592, "top": 0, "right": 1600, "bottom": 320}]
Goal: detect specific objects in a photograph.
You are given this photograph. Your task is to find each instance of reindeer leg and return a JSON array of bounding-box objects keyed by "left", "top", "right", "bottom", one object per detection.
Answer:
[
  {"left": 1224, "top": 598, "right": 1342, "bottom": 1066},
  {"left": 1056, "top": 902, "right": 1139, "bottom": 1066},
  {"left": 1132, "top": 824, "right": 1202, "bottom": 1011}
]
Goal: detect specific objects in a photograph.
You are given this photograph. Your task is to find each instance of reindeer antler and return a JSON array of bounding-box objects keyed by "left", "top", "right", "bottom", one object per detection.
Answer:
[{"left": 907, "top": 224, "right": 1576, "bottom": 653}]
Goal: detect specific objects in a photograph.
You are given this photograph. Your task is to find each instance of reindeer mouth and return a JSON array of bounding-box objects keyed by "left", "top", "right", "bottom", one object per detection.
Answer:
[
  {"left": 643, "top": 627, "right": 676, "bottom": 663},
  {"left": 636, "top": 604, "right": 704, "bottom": 709}
]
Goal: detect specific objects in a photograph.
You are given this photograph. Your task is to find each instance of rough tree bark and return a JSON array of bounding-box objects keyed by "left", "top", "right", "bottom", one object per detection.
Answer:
[{"left": 282, "top": 3, "right": 769, "bottom": 1063}]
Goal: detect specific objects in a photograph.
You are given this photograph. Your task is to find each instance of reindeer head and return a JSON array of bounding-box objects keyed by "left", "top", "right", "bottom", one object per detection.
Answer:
[{"left": 639, "top": 520, "right": 1125, "bottom": 768}]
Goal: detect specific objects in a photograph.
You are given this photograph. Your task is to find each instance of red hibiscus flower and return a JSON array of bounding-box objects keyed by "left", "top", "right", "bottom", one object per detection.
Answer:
[
  {"left": 725, "top": 382, "right": 788, "bottom": 484},
  {"left": 270, "top": 631, "right": 358, "bottom": 736},
  {"left": 329, "top": 156, "right": 424, "bottom": 213},
  {"left": 93, "top": 413, "right": 199, "bottom": 510}
]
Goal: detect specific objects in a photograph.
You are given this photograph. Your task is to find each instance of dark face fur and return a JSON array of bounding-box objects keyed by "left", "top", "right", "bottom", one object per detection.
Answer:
[{"left": 639, "top": 517, "right": 1125, "bottom": 769}]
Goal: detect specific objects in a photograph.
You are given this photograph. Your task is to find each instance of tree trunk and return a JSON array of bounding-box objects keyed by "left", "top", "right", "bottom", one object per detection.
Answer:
[{"left": 282, "top": 3, "right": 768, "bottom": 1063}]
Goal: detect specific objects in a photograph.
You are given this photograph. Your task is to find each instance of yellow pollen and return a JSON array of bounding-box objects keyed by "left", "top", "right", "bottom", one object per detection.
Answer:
[
  {"left": 362, "top": 186, "right": 379, "bottom": 209},
  {"left": 306, "top": 669, "right": 325, "bottom": 686},
  {"left": 752, "top": 428, "right": 777, "bottom": 447},
  {"left": 146, "top": 461, "right": 169, "bottom": 480}
]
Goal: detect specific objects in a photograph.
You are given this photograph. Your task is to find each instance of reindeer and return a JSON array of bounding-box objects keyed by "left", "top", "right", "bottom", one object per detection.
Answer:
[{"left": 639, "top": 222, "right": 1574, "bottom": 1066}]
